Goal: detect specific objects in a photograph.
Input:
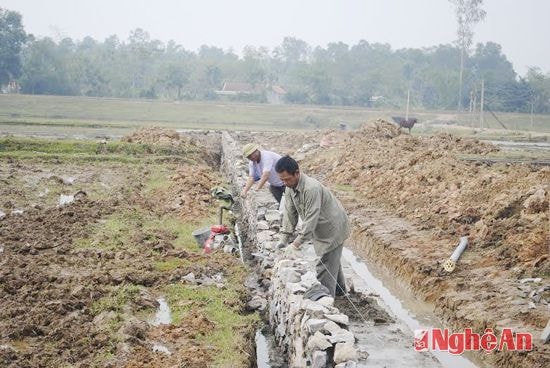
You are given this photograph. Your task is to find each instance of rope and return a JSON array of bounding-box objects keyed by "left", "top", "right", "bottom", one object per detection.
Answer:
[{"left": 317, "top": 256, "right": 371, "bottom": 325}]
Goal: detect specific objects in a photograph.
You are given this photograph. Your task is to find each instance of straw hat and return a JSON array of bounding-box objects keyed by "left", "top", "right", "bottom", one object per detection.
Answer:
[{"left": 242, "top": 143, "right": 260, "bottom": 158}]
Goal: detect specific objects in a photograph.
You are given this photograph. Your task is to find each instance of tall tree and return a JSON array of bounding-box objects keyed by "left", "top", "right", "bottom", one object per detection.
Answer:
[
  {"left": 449, "top": 0, "right": 486, "bottom": 111},
  {"left": 0, "top": 8, "right": 27, "bottom": 85}
]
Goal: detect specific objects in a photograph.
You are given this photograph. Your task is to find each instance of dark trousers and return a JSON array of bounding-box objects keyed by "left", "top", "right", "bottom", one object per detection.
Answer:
[
  {"left": 269, "top": 185, "right": 285, "bottom": 204},
  {"left": 316, "top": 243, "right": 346, "bottom": 297}
]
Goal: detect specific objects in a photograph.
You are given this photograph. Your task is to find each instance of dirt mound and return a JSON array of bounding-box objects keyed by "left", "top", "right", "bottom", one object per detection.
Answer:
[
  {"left": 304, "top": 122, "right": 548, "bottom": 272},
  {"left": 122, "top": 127, "right": 195, "bottom": 146},
  {"left": 286, "top": 122, "right": 549, "bottom": 366},
  {"left": 155, "top": 164, "right": 221, "bottom": 221},
  {"left": 359, "top": 119, "right": 402, "bottom": 138}
]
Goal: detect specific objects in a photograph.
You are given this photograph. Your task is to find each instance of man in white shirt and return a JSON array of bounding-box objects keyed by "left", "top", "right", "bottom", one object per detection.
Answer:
[{"left": 240, "top": 143, "right": 285, "bottom": 203}]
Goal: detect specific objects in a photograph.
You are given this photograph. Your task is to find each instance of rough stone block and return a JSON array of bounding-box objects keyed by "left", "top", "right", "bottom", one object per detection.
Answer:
[
  {"left": 302, "top": 299, "right": 329, "bottom": 317},
  {"left": 246, "top": 295, "right": 267, "bottom": 311},
  {"left": 305, "top": 318, "right": 328, "bottom": 335},
  {"left": 306, "top": 331, "right": 332, "bottom": 352},
  {"left": 257, "top": 220, "right": 270, "bottom": 230},
  {"left": 318, "top": 296, "right": 334, "bottom": 307},
  {"left": 312, "top": 350, "right": 327, "bottom": 368},
  {"left": 324, "top": 320, "right": 341, "bottom": 334},
  {"left": 288, "top": 283, "right": 307, "bottom": 294},
  {"left": 541, "top": 319, "right": 550, "bottom": 343},
  {"left": 325, "top": 313, "right": 349, "bottom": 325},
  {"left": 265, "top": 209, "right": 282, "bottom": 223},
  {"left": 327, "top": 330, "right": 355, "bottom": 344},
  {"left": 278, "top": 267, "right": 301, "bottom": 283},
  {"left": 301, "top": 271, "right": 319, "bottom": 286},
  {"left": 257, "top": 230, "right": 276, "bottom": 242},
  {"left": 334, "top": 342, "right": 358, "bottom": 364},
  {"left": 335, "top": 362, "right": 357, "bottom": 368}
]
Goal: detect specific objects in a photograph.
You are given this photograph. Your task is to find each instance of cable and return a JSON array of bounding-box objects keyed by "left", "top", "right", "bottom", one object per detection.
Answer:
[{"left": 317, "top": 256, "right": 371, "bottom": 325}]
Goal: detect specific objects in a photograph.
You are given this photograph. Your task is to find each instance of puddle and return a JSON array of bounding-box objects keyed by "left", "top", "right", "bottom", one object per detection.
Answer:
[
  {"left": 343, "top": 248, "right": 480, "bottom": 368},
  {"left": 59, "top": 194, "right": 75, "bottom": 206},
  {"left": 255, "top": 329, "right": 270, "bottom": 368},
  {"left": 254, "top": 327, "right": 287, "bottom": 368},
  {"left": 64, "top": 177, "right": 76, "bottom": 185},
  {"left": 0, "top": 210, "right": 5, "bottom": 219},
  {"left": 11, "top": 209, "right": 24, "bottom": 215},
  {"left": 152, "top": 343, "right": 172, "bottom": 355},
  {"left": 151, "top": 297, "right": 172, "bottom": 326}
]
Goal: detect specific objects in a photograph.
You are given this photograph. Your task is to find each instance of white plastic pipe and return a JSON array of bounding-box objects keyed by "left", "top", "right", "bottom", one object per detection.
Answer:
[{"left": 443, "top": 236, "right": 468, "bottom": 273}]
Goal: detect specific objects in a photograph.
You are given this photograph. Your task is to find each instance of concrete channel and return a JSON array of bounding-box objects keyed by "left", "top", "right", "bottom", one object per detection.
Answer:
[{"left": 220, "top": 131, "right": 482, "bottom": 368}]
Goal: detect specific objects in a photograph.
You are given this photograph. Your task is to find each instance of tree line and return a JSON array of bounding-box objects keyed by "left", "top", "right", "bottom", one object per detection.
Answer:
[{"left": 1, "top": 7, "right": 549, "bottom": 113}]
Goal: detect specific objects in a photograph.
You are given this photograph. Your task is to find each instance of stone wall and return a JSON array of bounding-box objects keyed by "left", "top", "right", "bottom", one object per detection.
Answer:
[{"left": 220, "top": 132, "right": 358, "bottom": 367}]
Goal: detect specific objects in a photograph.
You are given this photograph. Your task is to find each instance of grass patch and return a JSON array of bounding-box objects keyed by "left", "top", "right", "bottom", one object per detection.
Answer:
[
  {"left": 143, "top": 167, "right": 172, "bottom": 194},
  {"left": 74, "top": 208, "right": 219, "bottom": 252},
  {"left": 164, "top": 281, "right": 259, "bottom": 366},
  {"left": 90, "top": 284, "right": 142, "bottom": 315},
  {"left": 153, "top": 257, "right": 199, "bottom": 271},
  {"left": 0, "top": 136, "right": 200, "bottom": 157}
]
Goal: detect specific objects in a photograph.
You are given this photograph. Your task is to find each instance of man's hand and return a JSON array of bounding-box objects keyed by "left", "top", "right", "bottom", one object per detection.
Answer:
[{"left": 240, "top": 189, "right": 248, "bottom": 198}]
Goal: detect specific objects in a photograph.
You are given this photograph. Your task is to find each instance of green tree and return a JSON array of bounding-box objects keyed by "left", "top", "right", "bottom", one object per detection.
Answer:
[
  {"left": 20, "top": 37, "right": 76, "bottom": 95},
  {"left": 0, "top": 8, "right": 27, "bottom": 85},
  {"left": 526, "top": 68, "right": 550, "bottom": 113},
  {"left": 449, "top": 0, "right": 486, "bottom": 111}
]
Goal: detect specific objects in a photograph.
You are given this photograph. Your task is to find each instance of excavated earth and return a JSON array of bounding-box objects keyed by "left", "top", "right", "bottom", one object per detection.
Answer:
[
  {"left": 236, "top": 120, "right": 549, "bottom": 367},
  {"left": 1, "top": 123, "right": 548, "bottom": 367}
]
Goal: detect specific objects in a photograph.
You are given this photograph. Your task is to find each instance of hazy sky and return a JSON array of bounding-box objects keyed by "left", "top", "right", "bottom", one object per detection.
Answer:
[{"left": 2, "top": 0, "right": 549, "bottom": 76}]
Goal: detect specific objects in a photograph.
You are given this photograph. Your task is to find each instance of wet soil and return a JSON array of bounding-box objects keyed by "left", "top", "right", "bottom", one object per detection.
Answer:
[
  {"left": 334, "top": 291, "right": 393, "bottom": 325},
  {"left": 234, "top": 122, "right": 549, "bottom": 367}
]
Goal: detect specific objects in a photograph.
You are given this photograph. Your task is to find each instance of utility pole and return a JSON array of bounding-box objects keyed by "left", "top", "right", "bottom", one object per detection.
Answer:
[
  {"left": 472, "top": 84, "right": 477, "bottom": 129},
  {"left": 405, "top": 88, "right": 410, "bottom": 121},
  {"left": 479, "top": 79, "right": 485, "bottom": 129},
  {"left": 469, "top": 90, "right": 474, "bottom": 128},
  {"left": 458, "top": 47, "right": 464, "bottom": 113},
  {"left": 530, "top": 99, "right": 535, "bottom": 130}
]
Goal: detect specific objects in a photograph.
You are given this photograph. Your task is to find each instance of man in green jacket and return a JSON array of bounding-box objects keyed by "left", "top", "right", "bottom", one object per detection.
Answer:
[{"left": 275, "top": 155, "right": 350, "bottom": 297}]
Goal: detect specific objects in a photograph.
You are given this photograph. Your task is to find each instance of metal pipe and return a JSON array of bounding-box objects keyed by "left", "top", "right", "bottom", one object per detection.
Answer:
[
  {"left": 218, "top": 206, "right": 223, "bottom": 225},
  {"left": 443, "top": 236, "right": 468, "bottom": 273}
]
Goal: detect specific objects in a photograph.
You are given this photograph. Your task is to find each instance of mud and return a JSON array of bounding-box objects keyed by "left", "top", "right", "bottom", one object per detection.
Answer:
[
  {"left": 334, "top": 291, "right": 393, "bottom": 324},
  {"left": 0, "top": 129, "right": 253, "bottom": 368}
]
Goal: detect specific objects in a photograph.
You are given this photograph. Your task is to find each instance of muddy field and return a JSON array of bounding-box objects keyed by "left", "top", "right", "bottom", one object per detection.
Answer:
[
  {"left": 0, "top": 129, "right": 258, "bottom": 368},
  {"left": 1, "top": 122, "right": 549, "bottom": 367},
  {"left": 237, "top": 121, "right": 549, "bottom": 367}
]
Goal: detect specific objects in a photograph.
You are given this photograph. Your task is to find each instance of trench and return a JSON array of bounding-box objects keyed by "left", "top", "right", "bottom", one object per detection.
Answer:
[{"left": 219, "top": 131, "right": 483, "bottom": 368}]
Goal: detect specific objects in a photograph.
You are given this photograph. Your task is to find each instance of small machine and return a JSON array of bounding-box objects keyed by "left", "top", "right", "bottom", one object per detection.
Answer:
[{"left": 193, "top": 186, "right": 243, "bottom": 260}]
